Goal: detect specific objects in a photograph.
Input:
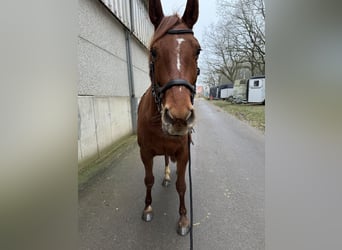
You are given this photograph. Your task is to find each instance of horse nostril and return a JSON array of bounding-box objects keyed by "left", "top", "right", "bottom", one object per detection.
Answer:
[
  {"left": 164, "top": 108, "right": 174, "bottom": 124},
  {"left": 186, "top": 109, "right": 195, "bottom": 123}
]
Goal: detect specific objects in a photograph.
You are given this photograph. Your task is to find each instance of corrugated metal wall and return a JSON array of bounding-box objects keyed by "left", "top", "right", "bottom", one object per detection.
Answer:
[{"left": 101, "top": 0, "right": 154, "bottom": 47}]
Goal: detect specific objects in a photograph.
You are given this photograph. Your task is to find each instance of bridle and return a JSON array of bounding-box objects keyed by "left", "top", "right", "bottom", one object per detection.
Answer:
[{"left": 149, "top": 29, "right": 200, "bottom": 112}]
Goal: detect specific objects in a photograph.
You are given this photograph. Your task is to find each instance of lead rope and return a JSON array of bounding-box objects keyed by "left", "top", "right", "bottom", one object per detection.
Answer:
[{"left": 188, "top": 132, "right": 193, "bottom": 250}]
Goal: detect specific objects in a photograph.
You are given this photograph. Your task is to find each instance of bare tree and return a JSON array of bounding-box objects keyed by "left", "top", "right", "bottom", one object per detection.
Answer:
[
  {"left": 203, "top": 22, "right": 245, "bottom": 83},
  {"left": 202, "top": 0, "right": 265, "bottom": 86},
  {"left": 232, "top": 0, "right": 265, "bottom": 75}
]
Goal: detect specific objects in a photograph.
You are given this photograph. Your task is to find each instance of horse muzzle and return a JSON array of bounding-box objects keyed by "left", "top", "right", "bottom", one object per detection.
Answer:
[{"left": 161, "top": 108, "right": 195, "bottom": 136}]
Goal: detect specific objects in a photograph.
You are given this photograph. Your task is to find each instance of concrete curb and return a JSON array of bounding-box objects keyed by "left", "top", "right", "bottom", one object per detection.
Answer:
[{"left": 78, "top": 134, "right": 138, "bottom": 191}]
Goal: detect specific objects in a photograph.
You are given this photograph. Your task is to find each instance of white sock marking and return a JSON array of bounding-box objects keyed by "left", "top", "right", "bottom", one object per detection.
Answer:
[{"left": 176, "top": 38, "right": 185, "bottom": 72}]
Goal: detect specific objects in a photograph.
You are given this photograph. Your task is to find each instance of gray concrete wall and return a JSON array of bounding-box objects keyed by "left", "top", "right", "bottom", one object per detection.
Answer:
[
  {"left": 77, "top": 96, "right": 132, "bottom": 164},
  {"left": 78, "top": 0, "right": 150, "bottom": 166},
  {"left": 131, "top": 36, "right": 151, "bottom": 97},
  {"left": 78, "top": 0, "right": 129, "bottom": 96}
]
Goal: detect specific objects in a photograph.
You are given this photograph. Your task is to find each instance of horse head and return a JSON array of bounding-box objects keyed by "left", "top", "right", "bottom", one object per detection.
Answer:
[{"left": 149, "top": 0, "right": 201, "bottom": 136}]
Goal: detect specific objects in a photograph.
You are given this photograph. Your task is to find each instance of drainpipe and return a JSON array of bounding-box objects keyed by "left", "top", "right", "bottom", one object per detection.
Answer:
[
  {"left": 129, "top": 0, "right": 135, "bottom": 33},
  {"left": 125, "top": 0, "right": 137, "bottom": 133},
  {"left": 125, "top": 30, "right": 137, "bottom": 133}
]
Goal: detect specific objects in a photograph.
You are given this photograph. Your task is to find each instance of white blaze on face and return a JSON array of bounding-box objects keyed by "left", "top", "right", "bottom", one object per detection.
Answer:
[{"left": 176, "top": 38, "right": 185, "bottom": 72}]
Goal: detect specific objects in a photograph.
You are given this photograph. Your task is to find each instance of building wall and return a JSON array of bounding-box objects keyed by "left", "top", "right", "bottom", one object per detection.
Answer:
[
  {"left": 131, "top": 37, "right": 151, "bottom": 97},
  {"left": 78, "top": 0, "right": 152, "bottom": 166}
]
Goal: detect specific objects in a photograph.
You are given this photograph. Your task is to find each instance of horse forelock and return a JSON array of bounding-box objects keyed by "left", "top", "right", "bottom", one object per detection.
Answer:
[{"left": 150, "top": 15, "right": 182, "bottom": 47}]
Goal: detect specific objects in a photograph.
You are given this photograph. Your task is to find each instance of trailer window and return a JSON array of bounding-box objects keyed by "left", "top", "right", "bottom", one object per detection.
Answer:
[{"left": 254, "top": 80, "right": 260, "bottom": 87}]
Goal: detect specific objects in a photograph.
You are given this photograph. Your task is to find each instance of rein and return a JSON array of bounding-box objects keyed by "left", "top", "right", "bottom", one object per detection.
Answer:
[
  {"left": 149, "top": 29, "right": 200, "bottom": 112},
  {"left": 188, "top": 132, "right": 194, "bottom": 250}
]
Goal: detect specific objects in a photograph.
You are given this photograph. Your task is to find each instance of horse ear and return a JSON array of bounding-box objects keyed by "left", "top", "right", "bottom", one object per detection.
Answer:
[
  {"left": 149, "top": 0, "right": 164, "bottom": 30},
  {"left": 182, "top": 0, "right": 199, "bottom": 29}
]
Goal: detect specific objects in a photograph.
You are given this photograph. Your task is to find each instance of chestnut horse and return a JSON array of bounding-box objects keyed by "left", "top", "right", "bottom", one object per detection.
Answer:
[{"left": 137, "top": 0, "right": 200, "bottom": 236}]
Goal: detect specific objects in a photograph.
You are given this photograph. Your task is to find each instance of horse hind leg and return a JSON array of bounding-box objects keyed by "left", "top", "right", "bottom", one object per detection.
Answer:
[
  {"left": 141, "top": 151, "right": 154, "bottom": 222},
  {"left": 162, "top": 155, "right": 171, "bottom": 187}
]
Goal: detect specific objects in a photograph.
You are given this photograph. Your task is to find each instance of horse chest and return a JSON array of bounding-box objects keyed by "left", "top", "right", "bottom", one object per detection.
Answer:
[{"left": 148, "top": 130, "right": 186, "bottom": 155}]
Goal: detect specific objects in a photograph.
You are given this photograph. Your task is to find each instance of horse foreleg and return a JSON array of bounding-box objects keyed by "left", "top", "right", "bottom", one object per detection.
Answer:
[
  {"left": 176, "top": 155, "right": 190, "bottom": 236},
  {"left": 141, "top": 151, "right": 154, "bottom": 222},
  {"left": 162, "top": 155, "right": 171, "bottom": 187}
]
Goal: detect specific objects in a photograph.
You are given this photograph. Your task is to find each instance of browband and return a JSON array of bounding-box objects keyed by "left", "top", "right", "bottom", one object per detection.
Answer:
[{"left": 167, "top": 29, "right": 194, "bottom": 35}]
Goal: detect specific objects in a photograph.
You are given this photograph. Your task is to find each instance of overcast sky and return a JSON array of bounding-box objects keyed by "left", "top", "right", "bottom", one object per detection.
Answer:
[{"left": 160, "top": 0, "right": 218, "bottom": 45}]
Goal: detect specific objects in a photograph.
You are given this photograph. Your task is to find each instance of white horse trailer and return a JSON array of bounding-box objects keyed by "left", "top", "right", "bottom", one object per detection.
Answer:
[
  {"left": 247, "top": 76, "right": 265, "bottom": 103},
  {"left": 219, "top": 83, "right": 234, "bottom": 99}
]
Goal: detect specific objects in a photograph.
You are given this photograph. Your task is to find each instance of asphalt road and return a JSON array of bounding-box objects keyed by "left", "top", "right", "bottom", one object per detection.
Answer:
[{"left": 79, "top": 98, "right": 265, "bottom": 250}]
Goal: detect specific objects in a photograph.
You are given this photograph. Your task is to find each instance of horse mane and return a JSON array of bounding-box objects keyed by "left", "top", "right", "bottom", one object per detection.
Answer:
[{"left": 150, "top": 15, "right": 182, "bottom": 47}]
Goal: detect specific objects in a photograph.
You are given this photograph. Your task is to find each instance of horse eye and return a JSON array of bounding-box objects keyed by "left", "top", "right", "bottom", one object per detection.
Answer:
[
  {"left": 196, "top": 48, "right": 201, "bottom": 56},
  {"left": 151, "top": 48, "right": 157, "bottom": 58}
]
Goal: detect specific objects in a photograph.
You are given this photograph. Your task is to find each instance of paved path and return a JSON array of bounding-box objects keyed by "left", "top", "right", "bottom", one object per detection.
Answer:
[{"left": 79, "top": 98, "right": 265, "bottom": 250}]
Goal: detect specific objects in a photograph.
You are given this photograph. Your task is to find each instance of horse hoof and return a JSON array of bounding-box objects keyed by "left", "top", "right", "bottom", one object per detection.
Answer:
[
  {"left": 162, "top": 179, "right": 171, "bottom": 187},
  {"left": 177, "top": 217, "right": 190, "bottom": 236},
  {"left": 142, "top": 212, "right": 153, "bottom": 222},
  {"left": 177, "top": 224, "right": 190, "bottom": 236},
  {"left": 142, "top": 206, "right": 153, "bottom": 222}
]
